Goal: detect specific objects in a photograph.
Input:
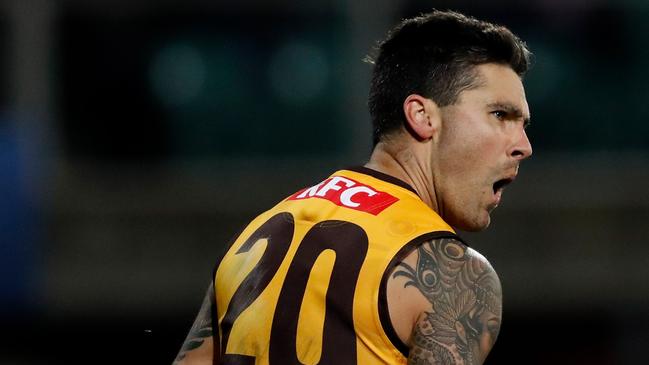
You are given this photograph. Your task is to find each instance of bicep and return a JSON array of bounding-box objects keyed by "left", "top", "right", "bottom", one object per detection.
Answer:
[
  {"left": 173, "top": 282, "right": 220, "bottom": 365},
  {"left": 388, "top": 237, "right": 502, "bottom": 365}
]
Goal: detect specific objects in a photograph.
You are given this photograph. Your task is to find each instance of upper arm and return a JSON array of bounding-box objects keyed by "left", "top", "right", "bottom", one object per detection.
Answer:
[
  {"left": 173, "top": 282, "right": 220, "bottom": 365},
  {"left": 387, "top": 237, "right": 502, "bottom": 365}
]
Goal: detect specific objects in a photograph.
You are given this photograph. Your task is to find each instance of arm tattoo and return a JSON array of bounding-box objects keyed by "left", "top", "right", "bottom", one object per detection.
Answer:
[
  {"left": 394, "top": 238, "right": 502, "bottom": 365},
  {"left": 173, "top": 284, "right": 216, "bottom": 363}
]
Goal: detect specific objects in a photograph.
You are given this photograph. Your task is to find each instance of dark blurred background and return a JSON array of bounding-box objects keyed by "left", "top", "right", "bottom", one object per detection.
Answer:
[{"left": 1, "top": 0, "right": 648, "bottom": 363}]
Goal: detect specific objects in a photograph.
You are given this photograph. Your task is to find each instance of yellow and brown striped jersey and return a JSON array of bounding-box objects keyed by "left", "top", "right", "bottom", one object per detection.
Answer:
[{"left": 214, "top": 167, "right": 461, "bottom": 364}]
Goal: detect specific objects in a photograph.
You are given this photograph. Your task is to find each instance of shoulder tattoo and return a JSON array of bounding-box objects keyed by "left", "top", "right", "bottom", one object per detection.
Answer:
[{"left": 393, "top": 238, "right": 502, "bottom": 365}]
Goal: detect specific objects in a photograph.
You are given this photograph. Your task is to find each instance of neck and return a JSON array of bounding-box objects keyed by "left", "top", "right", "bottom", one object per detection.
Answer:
[{"left": 364, "top": 140, "right": 441, "bottom": 214}]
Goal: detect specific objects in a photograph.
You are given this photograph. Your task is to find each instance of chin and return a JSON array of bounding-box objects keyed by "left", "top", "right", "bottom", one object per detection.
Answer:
[{"left": 452, "top": 214, "right": 491, "bottom": 232}]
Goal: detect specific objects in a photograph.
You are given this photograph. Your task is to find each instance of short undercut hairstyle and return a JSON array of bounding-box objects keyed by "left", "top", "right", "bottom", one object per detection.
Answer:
[{"left": 367, "top": 10, "right": 531, "bottom": 145}]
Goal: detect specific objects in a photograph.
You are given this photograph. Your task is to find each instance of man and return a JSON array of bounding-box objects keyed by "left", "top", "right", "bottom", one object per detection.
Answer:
[{"left": 174, "top": 10, "right": 532, "bottom": 365}]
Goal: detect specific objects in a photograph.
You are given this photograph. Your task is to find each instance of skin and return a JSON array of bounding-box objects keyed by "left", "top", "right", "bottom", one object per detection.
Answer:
[
  {"left": 389, "top": 238, "right": 502, "bottom": 365},
  {"left": 173, "top": 283, "right": 218, "bottom": 365},
  {"left": 174, "top": 63, "right": 532, "bottom": 364},
  {"left": 367, "top": 63, "right": 532, "bottom": 232},
  {"left": 372, "top": 63, "right": 532, "bottom": 364}
]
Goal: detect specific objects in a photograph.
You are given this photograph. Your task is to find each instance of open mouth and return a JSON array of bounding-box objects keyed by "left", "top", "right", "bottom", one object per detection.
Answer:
[{"left": 493, "top": 177, "right": 514, "bottom": 194}]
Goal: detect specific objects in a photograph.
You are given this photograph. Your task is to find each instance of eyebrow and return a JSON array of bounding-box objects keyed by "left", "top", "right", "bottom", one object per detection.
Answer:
[{"left": 487, "top": 102, "right": 531, "bottom": 127}]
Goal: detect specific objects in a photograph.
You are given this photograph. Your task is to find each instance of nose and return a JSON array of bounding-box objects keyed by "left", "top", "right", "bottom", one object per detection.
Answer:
[{"left": 509, "top": 128, "right": 533, "bottom": 160}]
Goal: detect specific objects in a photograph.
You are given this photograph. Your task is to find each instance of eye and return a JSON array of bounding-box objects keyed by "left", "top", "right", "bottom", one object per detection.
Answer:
[{"left": 491, "top": 110, "right": 507, "bottom": 120}]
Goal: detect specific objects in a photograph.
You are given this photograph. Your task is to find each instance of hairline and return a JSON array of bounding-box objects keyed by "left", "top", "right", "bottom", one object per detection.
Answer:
[{"left": 442, "top": 61, "right": 521, "bottom": 106}]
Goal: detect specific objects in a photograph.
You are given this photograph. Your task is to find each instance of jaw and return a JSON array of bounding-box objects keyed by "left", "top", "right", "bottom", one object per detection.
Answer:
[
  {"left": 455, "top": 213, "right": 491, "bottom": 232},
  {"left": 440, "top": 196, "right": 492, "bottom": 232}
]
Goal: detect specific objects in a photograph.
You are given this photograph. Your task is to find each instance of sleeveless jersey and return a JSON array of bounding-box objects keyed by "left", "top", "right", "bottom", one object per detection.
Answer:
[{"left": 214, "top": 167, "right": 460, "bottom": 364}]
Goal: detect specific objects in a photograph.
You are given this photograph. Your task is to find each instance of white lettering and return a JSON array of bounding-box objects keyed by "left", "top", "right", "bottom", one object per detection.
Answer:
[
  {"left": 340, "top": 186, "right": 377, "bottom": 207},
  {"left": 315, "top": 176, "right": 355, "bottom": 197},
  {"left": 296, "top": 181, "right": 325, "bottom": 199}
]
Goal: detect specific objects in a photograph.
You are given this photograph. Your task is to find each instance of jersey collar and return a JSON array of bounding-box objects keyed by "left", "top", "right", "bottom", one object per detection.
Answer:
[{"left": 345, "top": 166, "right": 419, "bottom": 197}]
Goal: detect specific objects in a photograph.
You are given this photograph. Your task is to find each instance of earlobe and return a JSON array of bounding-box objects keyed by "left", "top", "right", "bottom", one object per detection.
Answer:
[{"left": 403, "top": 94, "right": 439, "bottom": 141}]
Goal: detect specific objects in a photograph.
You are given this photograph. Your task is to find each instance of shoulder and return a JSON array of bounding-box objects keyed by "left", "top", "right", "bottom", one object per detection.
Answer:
[{"left": 386, "top": 236, "right": 502, "bottom": 363}]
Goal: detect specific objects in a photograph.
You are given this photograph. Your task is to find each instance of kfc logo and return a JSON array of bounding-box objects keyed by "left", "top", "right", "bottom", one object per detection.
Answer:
[{"left": 289, "top": 176, "right": 398, "bottom": 215}]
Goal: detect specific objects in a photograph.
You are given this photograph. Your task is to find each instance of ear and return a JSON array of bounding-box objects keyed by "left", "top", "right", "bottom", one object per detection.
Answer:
[{"left": 403, "top": 94, "right": 441, "bottom": 141}]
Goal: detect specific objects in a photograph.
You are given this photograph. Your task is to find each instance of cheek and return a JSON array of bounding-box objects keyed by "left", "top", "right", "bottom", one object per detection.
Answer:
[
  {"left": 436, "top": 120, "right": 502, "bottom": 208},
  {"left": 441, "top": 120, "right": 500, "bottom": 166},
  {"left": 453, "top": 137, "right": 502, "bottom": 184},
  {"left": 439, "top": 140, "right": 490, "bottom": 191}
]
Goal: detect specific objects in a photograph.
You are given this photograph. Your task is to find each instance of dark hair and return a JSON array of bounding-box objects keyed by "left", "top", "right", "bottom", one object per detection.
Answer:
[{"left": 367, "top": 10, "right": 531, "bottom": 145}]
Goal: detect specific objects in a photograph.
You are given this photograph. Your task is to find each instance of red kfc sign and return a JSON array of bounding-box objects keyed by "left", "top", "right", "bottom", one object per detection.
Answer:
[{"left": 288, "top": 176, "right": 399, "bottom": 215}]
